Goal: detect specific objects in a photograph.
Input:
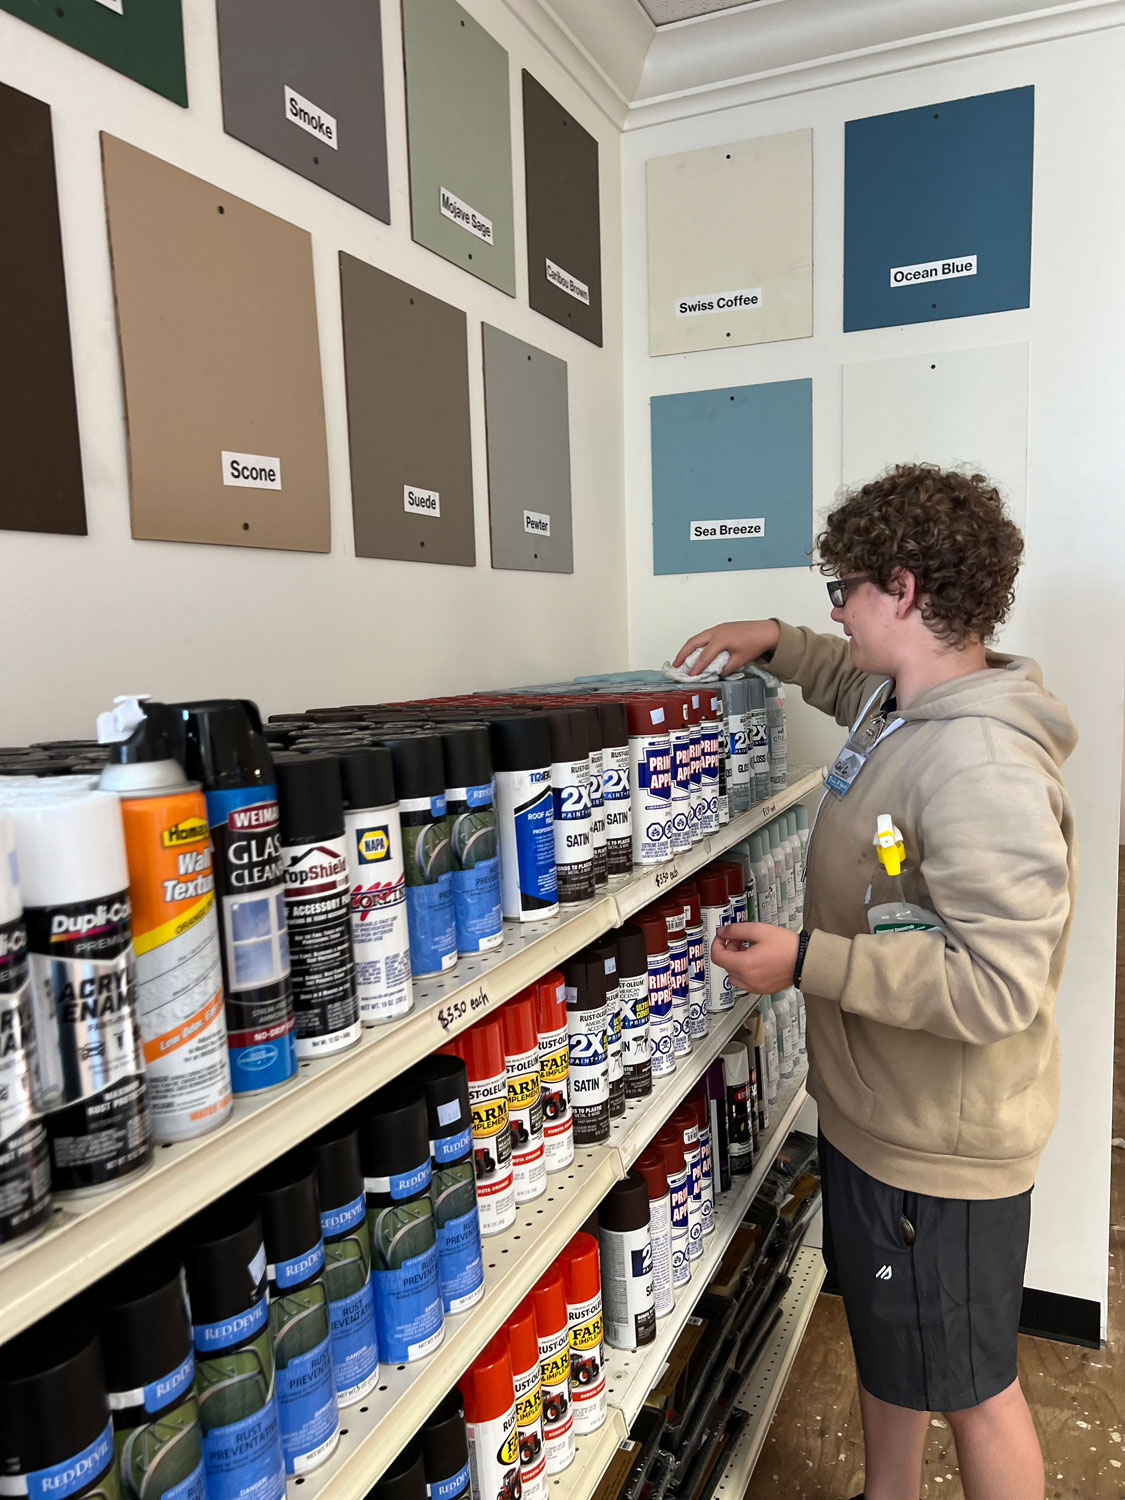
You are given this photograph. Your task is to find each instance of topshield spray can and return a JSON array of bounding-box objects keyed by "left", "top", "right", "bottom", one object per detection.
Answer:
[
  {"left": 441, "top": 728, "right": 502, "bottom": 955},
  {"left": 413, "top": 1053, "right": 485, "bottom": 1315},
  {"left": 488, "top": 717, "right": 558, "bottom": 923},
  {"left": 313, "top": 1121, "right": 380, "bottom": 1406},
  {"left": 666, "top": 694, "right": 693, "bottom": 857},
  {"left": 376, "top": 736, "right": 456, "bottom": 977}
]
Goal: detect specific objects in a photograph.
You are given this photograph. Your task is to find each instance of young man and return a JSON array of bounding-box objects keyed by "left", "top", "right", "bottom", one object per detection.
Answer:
[{"left": 675, "top": 464, "right": 1076, "bottom": 1500}]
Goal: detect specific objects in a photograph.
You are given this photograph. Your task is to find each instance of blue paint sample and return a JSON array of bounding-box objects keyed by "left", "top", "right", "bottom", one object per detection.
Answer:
[
  {"left": 844, "top": 86, "right": 1034, "bottom": 332},
  {"left": 650, "top": 378, "right": 812, "bottom": 576}
]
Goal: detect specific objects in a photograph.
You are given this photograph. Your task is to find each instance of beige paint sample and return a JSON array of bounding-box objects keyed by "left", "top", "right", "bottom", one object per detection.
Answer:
[
  {"left": 102, "top": 134, "right": 330, "bottom": 551},
  {"left": 646, "top": 128, "right": 813, "bottom": 356}
]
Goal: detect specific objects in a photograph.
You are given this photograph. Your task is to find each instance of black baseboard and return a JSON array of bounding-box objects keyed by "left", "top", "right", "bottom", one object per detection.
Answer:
[{"left": 820, "top": 1276, "right": 1102, "bottom": 1349}]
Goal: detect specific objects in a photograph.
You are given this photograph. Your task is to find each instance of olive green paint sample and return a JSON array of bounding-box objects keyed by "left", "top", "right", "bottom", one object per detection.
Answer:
[
  {"left": 401, "top": 0, "right": 515, "bottom": 297},
  {"left": 1, "top": 0, "right": 187, "bottom": 106},
  {"left": 102, "top": 135, "right": 330, "bottom": 552},
  {"left": 340, "top": 254, "right": 475, "bottom": 567},
  {"left": 0, "top": 81, "right": 86, "bottom": 536},
  {"left": 523, "top": 71, "right": 602, "bottom": 347}
]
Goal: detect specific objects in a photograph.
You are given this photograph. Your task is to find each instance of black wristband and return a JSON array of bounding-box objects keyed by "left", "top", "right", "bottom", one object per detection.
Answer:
[{"left": 793, "top": 928, "right": 811, "bottom": 990}]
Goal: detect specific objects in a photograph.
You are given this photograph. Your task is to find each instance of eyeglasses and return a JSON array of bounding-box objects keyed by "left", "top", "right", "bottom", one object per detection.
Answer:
[{"left": 826, "top": 576, "right": 874, "bottom": 608}]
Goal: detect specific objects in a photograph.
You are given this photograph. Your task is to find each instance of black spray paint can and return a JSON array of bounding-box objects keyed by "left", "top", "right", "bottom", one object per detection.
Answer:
[
  {"left": 313, "top": 1121, "right": 380, "bottom": 1407},
  {"left": 587, "top": 935, "right": 624, "bottom": 1119},
  {"left": 421, "top": 1388, "right": 472, "bottom": 1500},
  {"left": 376, "top": 736, "right": 456, "bottom": 977},
  {"left": 489, "top": 716, "right": 558, "bottom": 923},
  {"left": 544, "top": 711, "right": 593, "bottom": 906},
  {"left": 596, "top": 1173, "right": 655, "bottom": 1352},
  {"left": 615, "top": 924, "right": 650, "bottom": 1100},
  {"left": 593, "top": 701, "right": 632, "bottom": 878},
  {"left": 575, "top": 707, "right": 607, "bottom": 888},
  {"left": 413, "top": 1053, "right": 486, "bottom": 1316},
  {"left": 563, "top": 952, "right": 609, "bottom": 1145},
  {"left": 371, "top": 1443, "right": 426, "bottom": 1500}
]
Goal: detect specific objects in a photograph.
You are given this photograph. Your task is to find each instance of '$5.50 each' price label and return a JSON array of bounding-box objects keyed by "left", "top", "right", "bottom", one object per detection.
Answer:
[{"left": 437, "top": 983, "right": 491, "bottom": 1033}]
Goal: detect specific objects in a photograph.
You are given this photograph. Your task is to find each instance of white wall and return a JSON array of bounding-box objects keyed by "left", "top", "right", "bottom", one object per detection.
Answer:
[
  {"left": 0, "top": 0, "right": 627, "bottom": 744},
  {"left": 621, "top": 27, "right": 1125, "bottom": 1322}
]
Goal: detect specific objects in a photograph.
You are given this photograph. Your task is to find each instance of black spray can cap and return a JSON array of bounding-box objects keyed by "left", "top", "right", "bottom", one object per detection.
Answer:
[
  {"left": 375, "top": 734, "right": 445, "bottom": 801},
  {"left": 575, "top": 704, "right": 602, "bottom": 755},
  {"left": 256, "top": 1151, "right": 323, "bottom": 1268},
  {"left": 99, "top": 1244, "right": 192, "bottom": 1399},
  {"left": 0, "top": 1310, "right": 110, "bottom": 1476},
  {"left": 422, "top": 1388, "right": 469, "bottom": 1488},
  {"left": 594, "top": 700, "right": 628, "bottom": 751},
  {"left": 440, "top": 725, "right": 492, "bottom": 790},
  {"left": 597, "top": 1170, "right": 651, "bottom": 1236},
  {"left": 412, "top": 1054, "right": 472, "bottom": 1144},
  {"left": 369, "top": 1441, "right": 426, "bottom": 1500},
  {"left": 337, "top": 746, "right": 396, "bottom": 811},
  {"left": 275, "top": 752, "right": 345, "bottom": 844},
  {"left": 488, "top": 714, "right": 551, "bottom": 774},
  {"left": 360, "top": 1080, "right": 431, "bottom": 1180},
  {"left": 182, "top": 1193, "right": 268, "bottom": 1325},
  {"left": 613, "top": 924, "right": 648, "bottom": 980},
  {"left": 563, "top": 951, "right": 607, "bottom": 1011},
  {"left": 543, "top": 708, "right": 588, "bottom": 762},
  {"left": 314, "top": 1118, "right": 364, "bottom": 1217},
  {"left": 586, "top": 933, "right": 618, "bottom": 983},
  {"left": 163, "top": 699, "right": 274, "bottom": 792}
]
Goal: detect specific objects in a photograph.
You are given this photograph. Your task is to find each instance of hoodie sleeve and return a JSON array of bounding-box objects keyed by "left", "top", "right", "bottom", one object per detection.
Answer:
[
  {"left": 798, "top": 762, "right": 1072, "bottom": 1044},
  {"left": 764, "top": 622, "right": 886, "bottom": 731}
]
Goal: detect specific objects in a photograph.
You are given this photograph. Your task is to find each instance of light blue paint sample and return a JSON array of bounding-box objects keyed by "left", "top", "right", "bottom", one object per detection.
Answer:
[
  {"left": 650, "top": 378, "right": 812, "bottom": 576},
  {"left": 844, "top": 86, "right": 1033, "bottom": 332}
]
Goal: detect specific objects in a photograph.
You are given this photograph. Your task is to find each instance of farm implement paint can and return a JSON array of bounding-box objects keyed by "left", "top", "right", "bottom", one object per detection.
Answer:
[
  {"left": 563, "top": 952, "right": 609, "bottom": 1146},
  {"left": 559, "top": 1233, "right": 606, "bottom": 1436},
  {"left": 633, "top": 1146, "right": 673, "bottom": 1318},
  {"left": 529, "top": 1269, "right": 573, "bottom": 1474},
  {"left": 100, "top": 1250, "right": 205, "bottom": 1500},
  {"left": 313, "top": 1121, "right": 380, "bottom": 1406},
  {"left": 336, "top": 748, "right": 412, "bottom": 1024},
  {"left": 534, "top": 972, "right": 573, "bottom": 1173},
  {"left": 500, "top": 995, "right": 546, "bottom": 1204},
  {"left": 182, "top": 1197, "right": 287, "bottom": 1500},
  {"left": 488, "top": 717, "right": 558, "bottom": 923},
  {"left": 421, "top": 1390, "right": 471, "bottom": 1500},
  {"left": 590, "top": 701, "right": 631, "bottom": 877},
  {"left": 614, "top": 924, "right": 650, "bottom": 1100},
  {"left": 414, "top": 1053, "right": 486, "bottom": 1313},
  {"left": 462, "top": 1333, "right": 521, "bottom": 1500},
  {"left": 164, "top": 701, "right": 296, "bottom": 1095},
  {"left": 654, "top": 1126, "right": 690, "bottom": 1289},
  {"left": 505, "top": 1303, "right": 547, "bottom": 1500},
  {"left": 8, "top": 787, "right": 152, "bottom": 1194},
  {"left": 597, "top": 1173, "right": 655, "bottom": 1352},
  {"left": 376, "top": 736, "right": 456, "bottom": 977},
  {"left": 360, "top": 1081, "right": 445, "bottom": 1362},
  {"left": 543, "top": 711, "right": 593, "bottom": 906},
  {"left": 448, "top": 1018, "right": 516, "bottom": 1235},
  {"left": 624, "top": 700, "right": 672, "bottom": 866},
  {"left": 632, "top": 912, "right": 673, "bottom": 1080},
  {"left": 587, "top": 936, "right": 624, "bottom": 1118},
  {"left": 440, "top": 728, "right": 502, "bottom": 955},
  {"left": 256, "top": 1157, "right": 340, "bottom": 1475},
  {"left": 670, "top": 1103, "right": 703, "bottom": 1263}
]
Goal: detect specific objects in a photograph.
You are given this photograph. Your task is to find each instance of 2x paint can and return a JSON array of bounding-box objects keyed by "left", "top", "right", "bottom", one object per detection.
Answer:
[
  {"left": 413, "top": 1052, "right": 486, "bottom": 1314},
  {"left": 590, "top": 702, "right": 631, "bottom": 877},
  {"left": 587, "top": 935, "right": 624, "bottom": 1119},
  {"left": 488, "top": 717, "right": 558, "bottom": 924},
  {"left": 633, "top": 1144, "right": 674, "bottom": 1318},
  {"left": 596, "top": 1173, "right": 655, "bottom": 1352},
  {"left": 544, "top": 711, "right": 593, "bottom": 906},
  {"left": 563, "top": 951, "right": 609, "bottom": 1146},
  {"left": 313, "top": 1121, "right": 381, "bottom": 1406}
]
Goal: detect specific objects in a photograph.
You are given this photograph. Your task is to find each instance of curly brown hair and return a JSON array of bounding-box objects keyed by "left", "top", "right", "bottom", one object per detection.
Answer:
[{"left": 816, "top": 463, "right": 1024, "bottom": 646}]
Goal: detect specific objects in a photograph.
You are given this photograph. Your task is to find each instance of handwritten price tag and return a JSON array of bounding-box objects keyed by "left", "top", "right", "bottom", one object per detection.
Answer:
[
  {"left": 437, "top": 984, "right": 490, "bottom": 1033},
  {"left": 653, "top": 865, "right": 681, "bottom": 890}
]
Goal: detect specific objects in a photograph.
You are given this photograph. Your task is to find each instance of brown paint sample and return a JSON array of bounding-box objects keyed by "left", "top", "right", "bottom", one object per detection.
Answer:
[
  {"left": 102, "top": 134, "right": 330, "bottom": 552},
  {"left": 0, "top": 82, "right": 86, "bottom": 536},
  {"left": 339, "top": 253, "right": 475, "bottom": 567}
]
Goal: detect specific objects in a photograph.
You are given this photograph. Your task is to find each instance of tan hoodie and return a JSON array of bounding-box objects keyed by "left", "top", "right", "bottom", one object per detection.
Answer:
[{"left": 766, "top": 621, "right": 1077, "bottom": 1200}]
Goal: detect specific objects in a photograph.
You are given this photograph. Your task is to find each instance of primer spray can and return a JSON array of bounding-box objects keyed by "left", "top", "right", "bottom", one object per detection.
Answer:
[
  {"left": 699, "top": 696, "right": 721, "bottom": 836},
  {"left": 670, "top": 1102, "right": 703, "bottom": 1263},
  {"left": 559, "top": 1232, "right": 606, "bottom": 1435},
  {"left": 625, "top": 700, "right": 672, "bottom": 865},
  {"left": 712, "top": 689, "right": 730, "bottom": 827},
  {"left": 337, "top": 748, "right": 412, "bottom": 1024},
  {"left": 544, "top": 711, "right": 593, "bottom": 905},
  {"left": 653, "top": 896, "right": 690, "bottom": 1061},
  {"left": 534, "top": 973, "right": 574, "bottom": 1172},
  {"left": 313, "top": 1121, "right": 380, "bottom": 1406},
  {"left": 666, "top": 694, "right": 693, "bottom": 856},
  {"left": 500, "top": 994, "right": 547, "bottom": 1204},
  {"left": 634, "top": 1145, "right": 673, "bottom": 1317},
  {"left": 488, "top": 717, "right": 558, "bottom": 922},
  {"left": 563, "top": 952, "right": 609, "bottom": 1146},
  {"left": 681, "top": 884, "right": 708, "bottom": 1044},
  {"left": 463, "top": 1334, "right": 521, "bottom": 1500},
  {"left": 655, "top": 1126, "right": 690, "bottom": 1289},
  {"left": 377, "top": 736, "right": 456, "bottom": 977},
  {"left": 633, "top": 911, "right": 672, "bottom": 1079},
  {"left": 593, "top": 702, "right": 631, "bottom": 877},
  {"left": 692, "top": 1089, "right": 715, "bottom": 1235},
  {"left": 529, "top": 1268, "right": 574, "bottom": 1473},
  {"left": 687, "top": 693, "right": 704, "bottom": 844},
  {"left": 414, "top": 1054, "right": 485, "bottom": 1315},
  {"left": 505, "top": 1302, "right": 547, "bottom": 1500},
  {"left": 441, "top": 728, "right": 502, "bottom": 955},
  {"left": 596, "top": 1173, "right": 655, "bottom": 1352}
]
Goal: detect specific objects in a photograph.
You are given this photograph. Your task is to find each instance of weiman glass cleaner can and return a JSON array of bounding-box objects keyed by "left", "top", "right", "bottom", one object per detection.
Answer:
[
  {"left": 596, "top": 1173, "right": 655, "bottom": 1352},
  {"left": 591, "top": 701, "right": 631, "bottom": 877},
  {"left": 624, "top": 699, "right": 672, "bottom": 865},
  {"left": 8, "top": 786, "right": 152, "bottom": 1194},
  {"left": 614, "top": 925, "right": 650, "bottom": 1100},
  {"left": 256, "top": 1156, "right": 339, "bottom": 1475},
  {"left": 654, "top": 1125, "right": 690, "bottom": 1289},
  {"left": 313, "top": 1120, "right": 380, "bottom": 1406},
  {"left": 462, "top": 1333, "right": 521, "bottom": 1500},
  {"left": 586, "top": 936, "right": 624, "bottom": 1118},
  {"left": 559, "top": 1233, "right": 606, "bottom": 1435},
  {"left": 563, "top": 951, "right": 609, "bottom": 1146},
  {"left": 632, "top": 911, "right": 672, "bottom": 1079},
  {"left": 360, "top": 1081, "right": 445, "bottom": 1362},
  {"left": 440, "top": 728, "right": 502, "bottom": 955},
  {"left": 100, "top": 1249, "right": 205, "bottom": 1500},
  {"left": 0, "top": 1313, "right": 122, "bottom": 1500},
  {"left": 500, "top": 994, "right": 546, "bottom": 1203},
  {"left": 164, "top": 701, "right": 296, "bottom": 1095},
  {"left": 421, "top": 1389, "right": 471, "bottom": 1500},
  {"left": 181, "top": 1196, "right": 286, "bottom": 1500},
  {"left": 488, "top": 716, "right": 558, "bottom": 923},
  {"left": 447, "top": 1018, "right": 516, "bottom": 1235},
  {"left": 543, "top": 710, "right": 593, "bottom": 906},
  {"left": 633, "top": 1145, "right": 673, "bottom": 1317},
  {"left": 505, "top": 1301, "right": 546, "bottom": 1500},
  {"left": 529, "top": 1269, "right": 574, "bottom": 1473},
  {"left": 534, "top": 973, "right": 574, "bottom": 1172},
  {"left": 413, "top": 1053, "right": 485, "bottom": 1314},
  {"left": 375, "top": 736, "right": 456, "bottom": 977},
  {"left": 336, "top": 748, "right": 412, "bottom": 1024}
]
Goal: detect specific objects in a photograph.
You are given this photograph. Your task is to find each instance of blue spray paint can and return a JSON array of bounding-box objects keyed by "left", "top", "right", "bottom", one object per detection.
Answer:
[
  {"left": 440, "top": 728, "right": 502, "bottom": 956},
  {"left": 376, "top": 736, "right": 456, "bottom": 977},
  {"left": 414, "top": 1053, "right": 486, "bottom": 1315},
  {"left": 314, "top": 1122, "right": 380, "bottom": 1407}
]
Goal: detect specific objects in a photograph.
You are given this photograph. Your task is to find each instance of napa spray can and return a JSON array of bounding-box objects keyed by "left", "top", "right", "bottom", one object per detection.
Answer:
[
  {"left": 376, "top": 736, "right": 456, "bottom": 977},
  {"left": 691, "top": 1089, "right": 715, "bottom": 1235},
  {"left": 670, "top": 1103, "right": 703, "bottom": 1263},
  {"left": 575, "top": 706, "right": 607, "bottom": 888},
  {"left": 634, "top": 1145, "right": 673, "bottom": 1317},
  {"left": 529, "top": 1268, "right": 574, "bottom": 1473},
  {"left": 313, "top": 1121, "right": 380, "bottom": 1406},
  {"left": 360, "top": 1082, "right": 445, "bottom": 1361},
  {"left": 707, "top": 1060, "right": 732, "bottom": 1193},
  {"left": 563, "top": 951, "right": 609, "bottom": 1146},
  {"left": 505, "top": 1302, "right": 547, "bottom": 1500},
  {"left": 421, "top": 1390, "right": 471, "bottom": 1500},
  {"left": 275, "top": 755, "right": 360, "bottom": 1059},
  {"left": 182, "top": 1196, "right": 287, "bottom": 1500},
  {"left": 414, "top": 1053, "right": 485, "bottom": 1314},
  {"left": 450, "top": 1017, "right": 516, "bottom": 1235},
  {"left": 100, "top": 1250, "right": 205, "bottom": 1500},
  {"left": 463, "top": 1334, "right": 521, "bottom": 1500},
  {"left": 721, "top": 1044, "right": 753, "bottom": 1175},
  {"left": 625, "top": 700, "right": 672, "bottom": 865},
  {"left": 747, "top": 677, "right": 770, "bottom": 804},
  {"left": 488, "top": 717, "right": 558, "bottom": 923},
  {"left": 615, "top": 925, "right": 650, "bottom": 1100},
  {"left": 441, "top": 728, "right": 502, "bottom": 955},
  {"left": 596, "top": 1173, "right": 655, "bottom": 1352},
  {"left": 723, "top": 677, "right": 751, "bottom": 817},
  {"left": 534, "top": 973, "right": 574, "bottom": 1172},
  {"left": 655, "top": 1125, "right": 690, "bottom": 1289},
  {"left": 587, "top": 935, "right": 624, "bottom": 1118},
  {"left": 164, "top": 700, "right": 296, "bottom": 1094},
  {"left": 666, "top": 693, "right": 692, "bottom": 856},
  {"left": 560, "top": 1233, "right": 606, "bottom": 1435},
  {"left": 0, "top": 813, "right": 51, "bottom": 1249},
  {"left": 687, "top": 693, "right": 704, "bottom": 845},
  {"left": 593, "top": 702, "right": 631, "bottom": 877},
  {"left": 699, "top": 696, "right": 721, "bottom": 836},
  {"left": 9, "top": 787, "right": 152, "bottom": 1193},
  {"left": 544, "top": 710, "right": 593, "bottom": 905},
  {"left": 633, "top": 912, "right": 673, "bottom": 1079},
  {"left": 653, "top": 896, "right": 691, "bottom": 1061},
  {"left": 680, "top": 884, "right": 708, "bottom": 1044},
  {"left": 697, "top": 870, "right": 734, "bottom": 1014},
  {"left": 500, "top": 995, "right": 546, "bottom": 1204}
]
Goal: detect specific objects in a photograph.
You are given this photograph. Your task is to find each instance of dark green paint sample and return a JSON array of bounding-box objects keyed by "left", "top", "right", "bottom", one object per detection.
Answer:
[{"left": 1, "top": 0, "right": 187, "bottom": 106}]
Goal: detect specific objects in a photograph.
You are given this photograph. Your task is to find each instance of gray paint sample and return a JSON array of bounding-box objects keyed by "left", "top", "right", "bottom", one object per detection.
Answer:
[
  {"left": 217, "top": 0, "right": 389, "bottom": 223},
  {"left": 402, "top": 0, "right": 515, "bottom": 296},
  {"left": 482, "top": 325, "right": 572, "bottom": 574}
]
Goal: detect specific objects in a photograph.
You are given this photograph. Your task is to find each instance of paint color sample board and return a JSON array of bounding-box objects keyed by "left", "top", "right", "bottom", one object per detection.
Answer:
[
  {"left": 340, "top": 254, "right": 475, "bottom": 566},
  {"left": 0, "top": 82, "right": 85, "bottom": 536},
  {"left": 841, "top": 343, "right": 1029, "bottom": 530},
  {"left": 402, "top": 0, "right": 516, "bottom": 297},
  {"left": 482, "top": 326, "right": 573, "bottom": 574},
  {"left": 650, "top": 379, "right": 812, "bottom": 575},
  {"left": 217, "top": 0, "right": 389, "bottom": 223},
  {"left": 646, "top": 129, "right": 813, "bottom": 356},
  {"left": 523, "top": 71, "right": 602, "bottom": 347},
  {"left": 0, "top": 0, "right": 187, "bottom": 105},
  {"left": 844, "top": 86, "right": 1034, "bottom": 331},
  {"left": 102, "top": 135, "right": 330, "bottom": 552}
]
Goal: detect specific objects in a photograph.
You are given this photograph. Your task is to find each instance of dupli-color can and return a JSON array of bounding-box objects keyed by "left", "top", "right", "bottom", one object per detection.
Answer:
[{"left": 596, "top": 1173, "right": 655, "bottom": 1352}]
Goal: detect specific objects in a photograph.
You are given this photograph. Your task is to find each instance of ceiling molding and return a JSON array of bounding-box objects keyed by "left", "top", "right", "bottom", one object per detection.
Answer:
[{"left": 498, "top": 0, "right": 653, "bottom": 127}]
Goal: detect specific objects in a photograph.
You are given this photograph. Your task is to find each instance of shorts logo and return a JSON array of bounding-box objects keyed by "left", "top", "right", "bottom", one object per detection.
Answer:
[{"left": 876, "top": 1264, "right": 893, "bottom": 1281}]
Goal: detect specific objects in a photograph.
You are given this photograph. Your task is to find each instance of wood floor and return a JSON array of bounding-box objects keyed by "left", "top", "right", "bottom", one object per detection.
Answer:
[{"left": 743, "top": 860, "right": 1125, "bottom": 1499}]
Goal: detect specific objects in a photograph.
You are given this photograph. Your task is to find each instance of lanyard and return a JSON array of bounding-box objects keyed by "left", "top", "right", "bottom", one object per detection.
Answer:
[{"left": 807, "top": 682, "right": 905, "bottom": 862}]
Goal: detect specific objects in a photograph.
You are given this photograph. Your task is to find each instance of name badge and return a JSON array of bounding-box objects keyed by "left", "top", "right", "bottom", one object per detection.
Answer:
[{"left": 826, "top": 745, "right": 868, "bottom": 797}]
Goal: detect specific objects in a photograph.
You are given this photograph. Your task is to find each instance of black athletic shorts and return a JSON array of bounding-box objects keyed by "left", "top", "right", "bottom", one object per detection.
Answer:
[{"left": 819, "top": 1131, "right": 1032, "bottom": 1412}]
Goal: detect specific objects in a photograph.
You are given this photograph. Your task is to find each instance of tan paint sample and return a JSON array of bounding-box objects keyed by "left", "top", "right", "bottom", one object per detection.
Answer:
[{"left": 102, "top": 134, "right": 330, "bottom": 551}]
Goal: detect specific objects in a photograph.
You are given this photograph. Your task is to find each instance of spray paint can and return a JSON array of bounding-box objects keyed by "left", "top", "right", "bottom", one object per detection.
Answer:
[
  {"left": 505, "top": 1302, "right": 547, "bottom": 1500},
  {"left": 687, "top": 694, "right": 704, "bottom": 845},
  {"left": 0, "top": 1316, "right": 122, "bottom": 1500},
  {"left": 711, "top": 690, "right": 730, "bottom": 827},
  {"left": 377, "top": 736, "right": 456, "bottom": 977},
  {"left": 615, "top": 924, "right": 650, "bottom": 1100},
  {"left": 681, "top": 884, "right": 708, "bottom": 1044},
  {"left": 633, "top": 912, "right": 672, "bottom": 1079},
  {"left": 100, "top": 1251, "right": 204, "bottom": 1500},
  {"left": 593, "top": 702, "right": 631, "bottom": 877},
  {"left": 670, "top": 1102, "right": 703, "bottom": 1263},
  {"left": 747, "top": 677, "right": 770, "bottom": 804},
  {"left": 765, "top": 681, "right": 788, "bottom": 794},
  {"left": 714, "top": 860, "right": 748, "bottom": 926},
  {"left": 529, "top": 1268, "right": 574, "bottom": 1473},
  {"left": 706, "top": 1060, "right": 731, "bottom": 1193},
  {"left": 182, "top": 1196, "right": 286, "bottom": 1500},
  {"left": 421, "top": 1390, "right": 471, "bottom": 1500},
  {"left": 0, "top": 814, "right": 50, "bottom": 1249},
  {"left": 413, "top": 1053, "right": 485, "bottom": 1314},
  {"left": 360, "top": 1081, "right": 445, "bottom": 1361},
  {"left": 625, "top": 700, "right": 672, "bottom": 866},
  {"left": 575, "top": 707, "right": 607, "bottom": 888},
  {"left": 653, "top": 896, "right": 690, "bottom": 1061},
  {"left": 534, "top": 973, "right": 573, "bottom": 1172},
  {"left": 721, "top": 1044, "right": 753, "bottom": 1175},
  {"left": 336, "top": 748, "right": 412, "bottom": 1024},
  {"left": 313, "top": 1121, "right": 380, "bottom": 1406},
  {"left": 697, "top": 870, "right": 734, "bottom": 1015},
  {"left": 450, "top": 1017, "right": 517, "bottom": 1235},
  {"left": 274, "top": 755, "right": 360, "bottom": 1059},
  {"left": 633, "top": 1145, "right": 673, "bottom": 1317},
  {"left": 543, "top": 711, "right": 593, "bottom": 906},
  {"left": 500, "top": 995, "right": 546, "bottom": 1204},
  {"left": 463, "top": 1334, "right": 521, "bottom": 1500},
  {"left": 98, "top": 701, "right": 232, "bottom": 1143},
  {"left": 373, "top": 1444, "right": 426, "bottom": 1500},
  {"left": 691, "top": 1089, "right": 715, "bottom": 1235},
  {"left": 441, "top": 728, "right": 502, "bottom": 955},
  {"left": 559, "top": 1232, "right": 606, "bottom": 1435},
  {"left": 488, "top": 717, "right": 557, "bottom": 923},
  {"left": 722, "top": 677, "right": 751, "bottom": 817},
  {"left": 654, "top": 1126, "right": 690, "bottom": 1289},
  {"left": 587, "top": 935, "right": 624, "bottom": 1119},
  {"left": 596, "top": 1173, "right": 655, "bottom": 1351},
  {"left": 666, "top": 694, "right": 693, "bottom": 856},
  {"left": 9, "top": 787, "right": 152, "bottom": 1193},
  {"left": 563, "top": 952, "right": 609, "bottom": 1146},
  {"left": 164, "top": 700, "right": 296, "bottom": 1094},
  {"left": 698, "top": 696, "right": 721, "bottom": 837}
]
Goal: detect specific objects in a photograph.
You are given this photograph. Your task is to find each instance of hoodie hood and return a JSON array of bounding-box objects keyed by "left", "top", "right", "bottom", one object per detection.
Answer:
[{"left": 900, "top": 652, "right": 1078, "bottom": 767}]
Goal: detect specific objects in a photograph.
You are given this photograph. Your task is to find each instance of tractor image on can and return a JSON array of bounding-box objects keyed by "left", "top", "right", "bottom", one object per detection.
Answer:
[
  {"left": 542, "top": 1388, "right": 569, "bottom": 1425},
  {"left": 497, "top": 1468, "right": 522, "bottom": 1500},
  {"left": 510, "top": 1117, "right": 530, "bottom": 1149},
  {"left": 473, "top": 1145, "right": 496, "bottom": 1180},
  {"left": 571, "top": 1352, "right": 600, "bottom": 1386},
  {"left": 518, "top": 1430, "right": 542, "bottom": 1466},
  {"left": 540, "top": 1087, "right": 567, "bottom": 1121}
]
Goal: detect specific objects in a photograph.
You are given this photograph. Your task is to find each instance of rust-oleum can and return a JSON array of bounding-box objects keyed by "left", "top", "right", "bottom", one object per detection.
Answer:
[
  {"left": 592, "top": 701, "right": 631, "bottom": 877},
  {"left": 587, "top": 936, "right": 624, "bottom": 1119},
  {"left": 596, "top": 1173, "right": 655, "bottom": 1352},
  {"left": 563, "top": 953, "right": 609, "bottom": 1146},
  {"left": 462, "top": 1334, "right": 521, "bottom": 1500},
  {"left": 488, "top": 717, "right": 558, "bottom": 924},
  {"left": 543, "top": 711, "right": 593, "bottom": 906},
  {"left": 615, "top": 925, "right": 650, "bottom": 1100},
  {"left": 500, "top": 996, "right": 546, "bottom": 1204},
  {"left": 559, "top": 1233, "right": 606, "bottom": 1435},
  {"left": 446, "top": 1019, "right": 516, "bottom": 1236},
  {"left": 505, "top": 1302, "right": 546, "bottom": 1500},
  {"left": 534, "top": 973, "right": 573, "bottom": 1173},
  {"left": 530, "top": 1268, "right": 573, "bottom": 1474}
]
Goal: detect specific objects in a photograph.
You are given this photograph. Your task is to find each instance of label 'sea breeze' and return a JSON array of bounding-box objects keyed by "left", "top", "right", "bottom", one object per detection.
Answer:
[
  {"left": 439, "top": 187, "right": 493, "bottom": 244},
  {"left": 889, "top": 254, "right": 977, "bottom": 287},
  {"left": 403, "top": 485, "right": 441, "bottom": 518},
  {"left": 221, "top": 451, "right": 282, "bottom": 490},
  {"left": 676, "top": 287, "right": 761, "bottom": 317},
  {"left": 689, "top": 518, "right": 764, "bottom": 541}
]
